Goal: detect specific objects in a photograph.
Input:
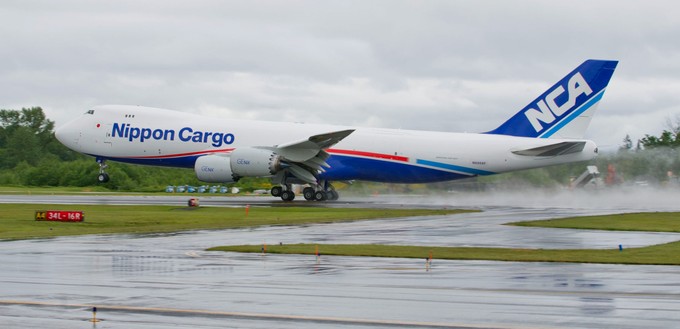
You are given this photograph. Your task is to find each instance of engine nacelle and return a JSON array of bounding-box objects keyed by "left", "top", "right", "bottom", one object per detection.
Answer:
[
  {"left": 194, "top": 148, "right": 282, "bottom": 183},
  {"left": 229, "top": 147, "right": 282, "bottom": 177},
  {"left": 194, "top": 155, "right": 237, "bottom": 183}
]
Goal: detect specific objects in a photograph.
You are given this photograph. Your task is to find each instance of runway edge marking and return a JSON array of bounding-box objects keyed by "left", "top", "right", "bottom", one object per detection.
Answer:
[{"left": 0, "top": 299, "right": 554, "bottom": 329}]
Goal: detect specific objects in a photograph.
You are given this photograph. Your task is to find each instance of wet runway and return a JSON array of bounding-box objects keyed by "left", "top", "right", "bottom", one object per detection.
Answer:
[{"left": 1, "top": 189, "right": 680, "bottom": 328}]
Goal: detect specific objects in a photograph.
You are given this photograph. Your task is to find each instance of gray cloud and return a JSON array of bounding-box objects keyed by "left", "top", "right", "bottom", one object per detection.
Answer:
[{"left": 1, "top": 0, "right": 679, "bottom": 152}]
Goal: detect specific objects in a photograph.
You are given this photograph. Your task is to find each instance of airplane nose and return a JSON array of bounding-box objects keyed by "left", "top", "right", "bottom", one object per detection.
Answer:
[
  {"left": 54, "top": 123, "right": 69, "bottom": 144},
  {"left": 54, "top": 120, "right": 80, "bottom": 148}
]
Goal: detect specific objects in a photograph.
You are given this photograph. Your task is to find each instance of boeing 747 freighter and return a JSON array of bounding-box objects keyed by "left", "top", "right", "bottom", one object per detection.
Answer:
[{"left": 55, "top": 60, "right": 618, "bottom": 201}]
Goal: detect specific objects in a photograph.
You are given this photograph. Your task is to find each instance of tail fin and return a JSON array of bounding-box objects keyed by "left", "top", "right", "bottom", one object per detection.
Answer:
[{"left": 486, "top": 59, "right": 618, "bottom": 139}]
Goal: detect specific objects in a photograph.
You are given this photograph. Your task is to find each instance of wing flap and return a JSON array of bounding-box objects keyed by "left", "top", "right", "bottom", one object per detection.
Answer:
[
  {"left": 288, "top": 163, "right": 320, "bottom": 184},
  {"left": 269, "top": 129, "right": 355, "bottom": 184},
  {"left": 276, "top": 129, "right": 354, "bottom": 162}
]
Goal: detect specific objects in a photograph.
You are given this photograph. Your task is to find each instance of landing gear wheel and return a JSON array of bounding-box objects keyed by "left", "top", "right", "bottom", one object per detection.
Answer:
[
  {"left": 271, "top": 186, "right": 283, "bottom": 197},
  {"left": 314, "top": 191, "right": 327, "bottom": 201},
  {"left": 327, "top": 190, "right": 339, "bottom": 201},
  {"left": 96, "top": 158, "right": 109, "bottom": 183},
  {"left": 281, "top": 190, "right": 295, "bottom": 201},
  {"left": 97, "top": 173, "right": 110, "bottom": 183},
  {"left": 303, "top": 187, "right": 315, "bottom": 201}
]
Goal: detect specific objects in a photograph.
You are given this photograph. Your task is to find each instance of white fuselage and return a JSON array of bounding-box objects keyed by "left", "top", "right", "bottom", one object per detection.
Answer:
[{"left": 55, "top": 105, "right": 597, "bottom": 184}]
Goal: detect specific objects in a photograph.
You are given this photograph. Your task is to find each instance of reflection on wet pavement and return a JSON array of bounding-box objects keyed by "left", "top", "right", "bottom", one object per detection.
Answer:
[{"left": 1, "top": 192, "right": 680, "bottom": 328}]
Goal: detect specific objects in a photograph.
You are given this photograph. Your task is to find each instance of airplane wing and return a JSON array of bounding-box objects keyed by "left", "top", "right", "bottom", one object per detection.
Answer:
[
  {"left": 267, "top": 129, "right": 355, "bottom": 184},
  {"left": 274, "top": 129, "right": 355, "bottom": 161},
  {"left": 511, "top": 141, "right": 586, "bottom": 157}
]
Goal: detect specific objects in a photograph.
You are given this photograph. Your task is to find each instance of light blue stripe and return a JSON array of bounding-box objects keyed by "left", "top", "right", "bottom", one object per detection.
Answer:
[
  {"left": 539, "top": 90, "right": 605, "bottom": 138},
  {"left": 416, "top": 159, "right": 495, "bottom": 176}
]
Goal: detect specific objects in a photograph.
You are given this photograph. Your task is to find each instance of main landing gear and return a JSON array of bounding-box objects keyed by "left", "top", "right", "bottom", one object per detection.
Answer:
[
  {"left": 270, "top": 185, "right": 296, "bottom": 201},
  {"left": 302, "top": 187, "right": 338, "bottom": 201},
  {"left": 96, "top": 158, "right": 110, "bottom": 183},
  {"left": 271, "top": 182, "right": 339, "bottom": 202}
]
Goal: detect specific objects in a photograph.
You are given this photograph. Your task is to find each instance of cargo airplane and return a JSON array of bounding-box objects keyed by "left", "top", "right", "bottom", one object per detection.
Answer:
[{"left": 55, "top": 60, "right": 618, "bottom": 201}]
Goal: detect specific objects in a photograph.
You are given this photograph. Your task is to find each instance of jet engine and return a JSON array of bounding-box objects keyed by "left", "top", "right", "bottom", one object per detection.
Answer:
[{"left": 194, "top": 148, "right": 282, "bottom": 183}]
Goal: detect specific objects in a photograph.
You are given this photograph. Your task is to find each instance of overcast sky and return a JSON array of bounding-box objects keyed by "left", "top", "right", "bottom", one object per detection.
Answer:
[{"left": 2, "top": 0, "right": 679, "bottom": 151}]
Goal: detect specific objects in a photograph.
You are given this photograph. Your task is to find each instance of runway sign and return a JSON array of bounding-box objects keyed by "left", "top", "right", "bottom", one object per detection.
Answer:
[{"left": 35, "top": 210, "right": 84, "bottom": 222}]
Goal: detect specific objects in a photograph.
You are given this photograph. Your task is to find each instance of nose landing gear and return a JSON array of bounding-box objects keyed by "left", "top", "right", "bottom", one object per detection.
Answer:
[{"left": 96, "top": 158, "right": 110, "bottom": 183}]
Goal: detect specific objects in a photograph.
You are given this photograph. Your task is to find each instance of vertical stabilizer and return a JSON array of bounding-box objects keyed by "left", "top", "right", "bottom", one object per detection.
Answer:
[{"left": 486, "top": 60, "right": 618, "bottom": 139}]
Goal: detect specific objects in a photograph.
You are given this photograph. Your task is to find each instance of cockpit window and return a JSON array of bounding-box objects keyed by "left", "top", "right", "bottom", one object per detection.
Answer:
[{"left": 85, "top": 110, "right": 95, "bottom": 115}]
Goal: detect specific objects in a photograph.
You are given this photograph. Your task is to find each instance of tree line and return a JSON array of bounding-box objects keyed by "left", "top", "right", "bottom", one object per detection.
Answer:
[{"left": 1, "top": 107, "right": 679, "bottom": 191}]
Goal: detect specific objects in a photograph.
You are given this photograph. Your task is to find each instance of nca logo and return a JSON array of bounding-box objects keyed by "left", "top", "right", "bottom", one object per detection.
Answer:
[{"left": 524, "top": 72, "right": 593, "bottom": 132}]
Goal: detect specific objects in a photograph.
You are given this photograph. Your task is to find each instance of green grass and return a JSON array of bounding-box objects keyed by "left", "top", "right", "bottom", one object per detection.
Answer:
[
  {"left": 209, "top": 212, "right": 680, "bottom": 265},
  {"left": 509, "top": 212, "right": 680, "bottom": 232},
  {"left": 0, "top": 204, "right": 471, "bottom": 240},
  {"left": 7, "top": 202, "right": 680, "bottom": 265},
  {"left": 210, "top": 242, "right": 680, "bottom": 265}
]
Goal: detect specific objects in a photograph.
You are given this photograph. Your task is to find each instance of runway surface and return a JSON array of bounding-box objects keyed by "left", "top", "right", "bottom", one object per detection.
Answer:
[{"left": 1, "top": 189, "right": 680, "bottom": 328}]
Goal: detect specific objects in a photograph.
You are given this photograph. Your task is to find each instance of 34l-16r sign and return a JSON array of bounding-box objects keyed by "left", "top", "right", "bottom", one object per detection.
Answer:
[{"left": 35, "top": 210, "right": 84, "bottom": 222}]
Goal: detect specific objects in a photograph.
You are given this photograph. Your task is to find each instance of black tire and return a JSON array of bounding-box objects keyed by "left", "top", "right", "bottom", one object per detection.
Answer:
[
  {"left": 271, "top": 186, "right": 283, "bottom": 197},
  {"left": 281, "top": 190, "right": 295, "bottom": 201},
  {"left": 303, "top": 187, "right": 315, "bottom": 201},
  {"left": 314, "top": 191, "right": 327, "bottom": 201},
  {"left": 328, "top": 190, "right": 339, "bottom": 201},
  {"left": 97, "top": 173, "right": 110, "bottom": 183}
]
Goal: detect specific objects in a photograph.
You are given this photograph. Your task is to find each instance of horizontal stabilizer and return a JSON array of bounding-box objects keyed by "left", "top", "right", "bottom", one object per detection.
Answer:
[{"left": 512, "top": 141, "right": 586, "bottom": 157}]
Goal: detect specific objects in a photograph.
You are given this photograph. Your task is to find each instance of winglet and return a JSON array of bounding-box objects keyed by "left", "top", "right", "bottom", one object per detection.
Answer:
[{"left": 486, "top": 60, "right": 618, "bottom": 139}]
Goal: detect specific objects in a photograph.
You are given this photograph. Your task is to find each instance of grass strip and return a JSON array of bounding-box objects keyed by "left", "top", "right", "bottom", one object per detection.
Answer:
[
  {"left": 208, "top": 241, "right": 680, "bottom": 265},
  {"left": 0, "top": 204, "right": 471, "bottom": 240},
  {"left": 508, "top": 212, "right": 680, "bottom": 232},
  {"left": 210, "top": 212, "right": 680, "bottom": 265}
]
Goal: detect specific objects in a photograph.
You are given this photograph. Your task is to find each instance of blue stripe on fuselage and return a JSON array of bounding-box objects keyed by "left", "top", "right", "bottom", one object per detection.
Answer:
[
  {"left": 87, "top": 154, "right": 199, "bottom": 168},
  {"left": 319, "top": 155, "right": 474, "bottom": 183},
  {"left": 415, "top": 159, "right": 495, "bottom": 176},
  {"left": 91, "top": 153, "right": 484, "bottom": 184}
]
